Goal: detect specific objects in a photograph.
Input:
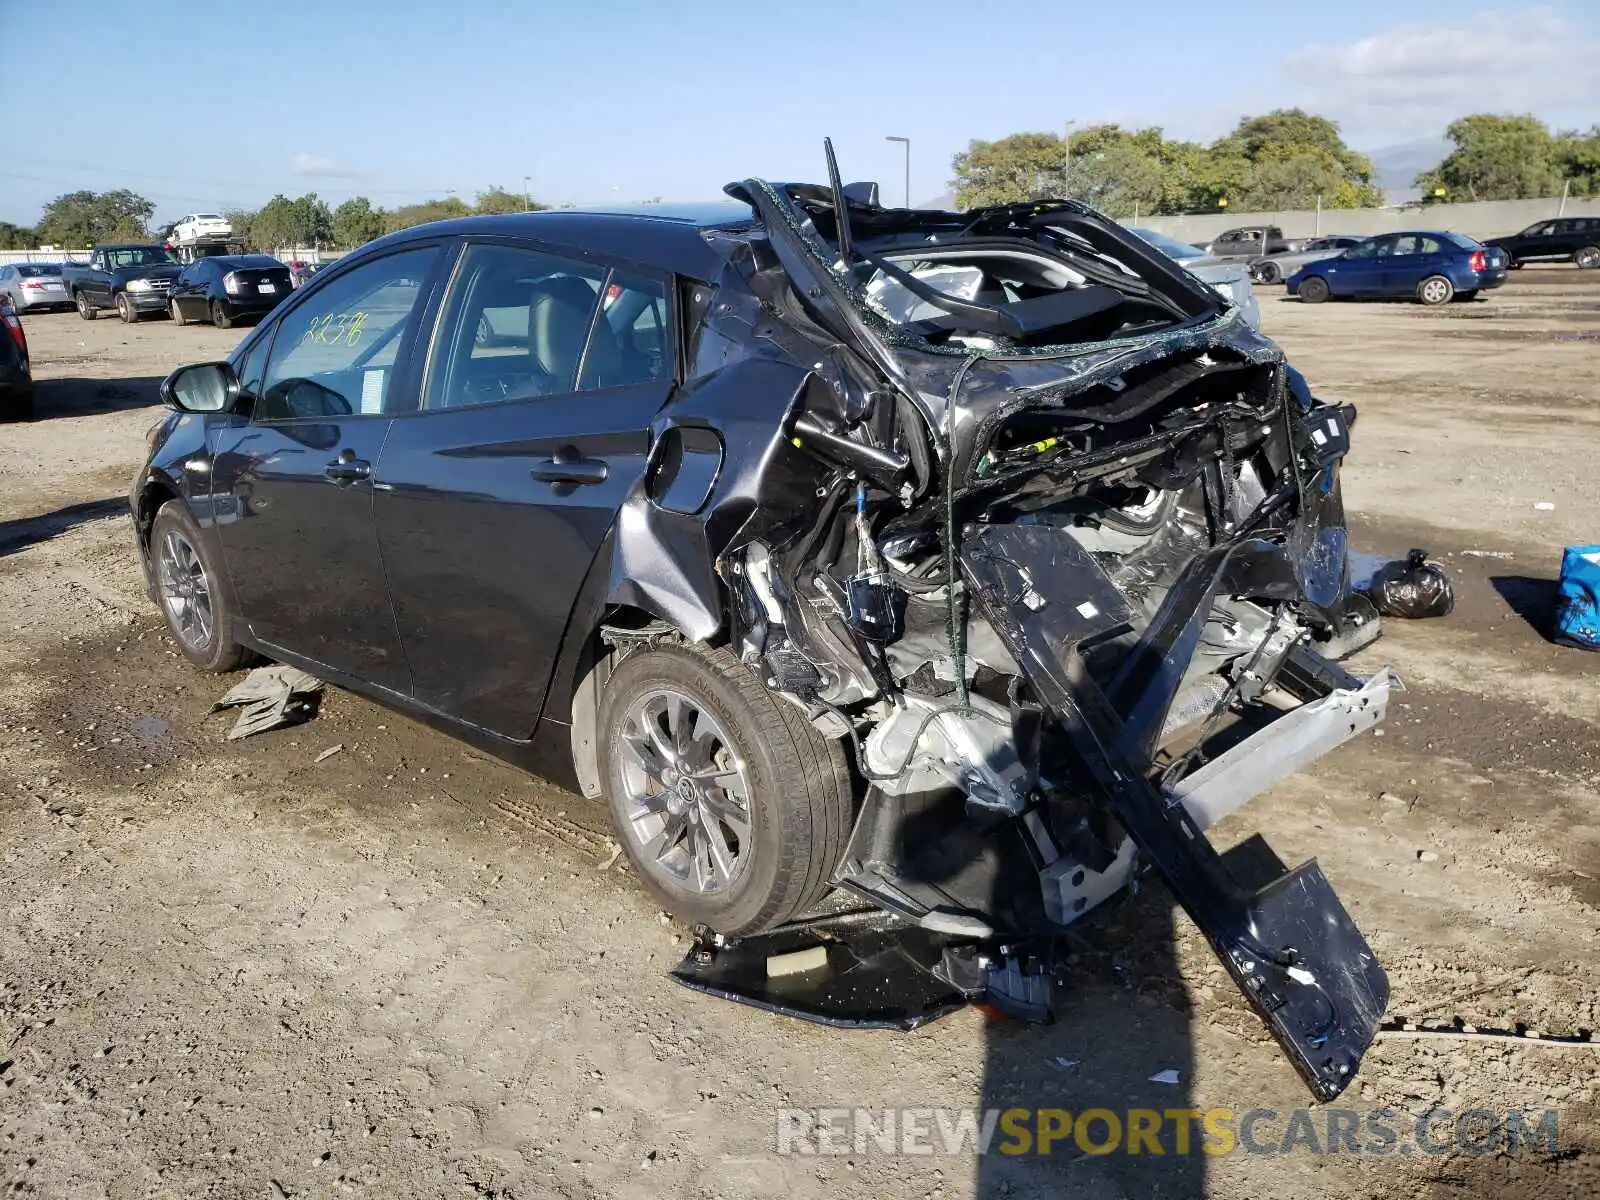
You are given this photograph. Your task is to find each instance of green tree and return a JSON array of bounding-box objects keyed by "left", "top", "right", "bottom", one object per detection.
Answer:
[
  {"left": 0, "top": 222, "right": 36, "bottom": 250},
  {"left": 1553, "top": 125, "right": 1600, "bottom": 197},
  {"left": 1415, "top": 114, "right": 1563, "bottom": 201},
  {"left": 951, "top": 132, "right": 1070, "bottom": 207},
  {"left": 382, "top": 197, "right": 472, "bottom": 233},
  {"left": 1211, "top": 109, "right": 1382, "bottom": 209},
  {"left": 249, "top": 193, "right": 334, "bottom": 250},
  {"left": 331, "top": 196, "right": 385, "bottom": 247},
  {"left": 36, "top": 189, "right": 154, "bottom": 246},
  {"left": 1071, "top": 142, "right": 1165, "bottom": 218},
  {"left": 474, "top": 185, "right": 543, "bottom": 214}
]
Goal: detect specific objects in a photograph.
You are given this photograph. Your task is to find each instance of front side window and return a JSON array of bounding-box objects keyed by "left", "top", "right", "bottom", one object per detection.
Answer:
[
  {"left": 1344, "top": 238, "right": 1383, "bottom": 259},
  {"left": 256, "top": 246, "right": 436, "bottom": 421}
]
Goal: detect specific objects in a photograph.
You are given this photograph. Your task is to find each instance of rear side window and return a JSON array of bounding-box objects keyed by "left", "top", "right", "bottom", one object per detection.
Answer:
[
  {"left": 579, "top": 271, "right": 671, "bottom": 390},
  {"left": 256, "top": 246, "right": 436, "bottom": 421},
  {"left": 423, "top": 244, "right": 673, "bottom": 410}
]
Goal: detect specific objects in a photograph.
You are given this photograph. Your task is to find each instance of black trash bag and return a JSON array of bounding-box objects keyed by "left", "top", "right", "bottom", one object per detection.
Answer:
[{"left": 1365, "top": 548, "right": 1455, "bottom": 619}]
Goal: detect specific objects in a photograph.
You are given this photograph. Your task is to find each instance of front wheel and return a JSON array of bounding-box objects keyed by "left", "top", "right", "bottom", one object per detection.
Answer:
[
  {"left": 117, "top": 293, "right": 140, "bottom": 323},
  {"left": 597, "top": 642, "right": 853, "bottom": 935},
  {"left": 1256, "top": 261, "right": 1281, "bottom": 284},
  {"left": 1297, "top": 276, "right": 1330, "bottom": 303},
  {"left": 149, "top": 500, "right": 252, "bottom": 672},
  {"left": 1417, "top": 275, "right": 1454, "bottom": 306},
  {"left": 75, "top": 291, "right": 98, "bottom": 320},
  {"left": 1575, "top": 246, "right": 1600, "bottom": 270}
]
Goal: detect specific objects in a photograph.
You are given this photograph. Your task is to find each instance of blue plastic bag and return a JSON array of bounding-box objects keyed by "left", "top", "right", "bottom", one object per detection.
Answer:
[{"left": 1555, "top": 544, "right": 1600, "bottom": 651}]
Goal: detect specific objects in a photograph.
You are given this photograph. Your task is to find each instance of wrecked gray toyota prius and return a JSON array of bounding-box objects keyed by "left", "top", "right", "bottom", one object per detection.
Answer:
[
  {"left": 655, "top": 169, "right": 1391, "bottom": 1100},
  {"left": 138, "top": 154, "right": 1392, "bottom": 1099}
]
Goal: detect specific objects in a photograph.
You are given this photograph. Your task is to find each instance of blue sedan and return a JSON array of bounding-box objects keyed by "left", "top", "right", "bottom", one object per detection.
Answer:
[{"left": 1286, "top": 231, "right": 1508, "bottom": 306}]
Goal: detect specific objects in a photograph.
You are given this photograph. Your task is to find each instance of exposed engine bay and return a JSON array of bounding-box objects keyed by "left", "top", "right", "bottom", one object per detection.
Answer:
[{"left": 603, "top": 150, "right": 1393, "bottom": 1100}]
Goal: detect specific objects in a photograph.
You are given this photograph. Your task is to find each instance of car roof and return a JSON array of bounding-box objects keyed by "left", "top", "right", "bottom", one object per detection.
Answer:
[
  {"left": 355, "top": 203, "right": 755, "bottom": 283},
  {"left": 200, "top": 255, "right": 283, "bottom": 269}
]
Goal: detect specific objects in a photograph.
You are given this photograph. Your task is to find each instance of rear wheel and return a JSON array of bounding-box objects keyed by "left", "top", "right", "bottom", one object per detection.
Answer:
[
  {"left": 149, "top": 500, "right": 251, "bottom": 672},
  {"left": 597, "top": 642, "right": 853, "bottom": 935},
  {"left": 1575, "top": 246, "right": 1600, "bottom": 270},
  {"left": 1417, "top": 275, "right": 1454, "bottom": 306},
  {"left": 117, "top": 293, "right": 139, "bottom": 323},
  {"left": 75, "top": 291, "right": 98, "bottom": 320},
  {"left": 211, "top": 299, "right": 233, "bottom": 329},
  {"left": 1256, "top": 261, "right": 1281, "bottom": 284},
  {"left": 1297, "top": 275, "right": 1330, "bottom": 304}
]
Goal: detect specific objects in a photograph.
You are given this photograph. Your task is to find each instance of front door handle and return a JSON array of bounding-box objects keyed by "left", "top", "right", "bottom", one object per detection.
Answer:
[
  {"left": 531, "top": 451, "right": 607, "bottom": 486},
  {"left": 324, "top": 453, "right": 372, "bottom": 485}
]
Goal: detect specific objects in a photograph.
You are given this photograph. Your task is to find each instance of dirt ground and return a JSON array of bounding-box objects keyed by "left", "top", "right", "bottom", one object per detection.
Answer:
[{"left": 2, "top": 272, "right": 1598, "bottom": 1200}]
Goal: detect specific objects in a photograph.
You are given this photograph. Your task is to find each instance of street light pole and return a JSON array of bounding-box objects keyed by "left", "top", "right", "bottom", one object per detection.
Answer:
[
  {"left": 523, "top": 175, "right": 532, "bottom": 212},
  {"left": 1063, "top": 120, "right": 1077, "bottom": 199},
  {"left": 885, "top": 136, "right": 910, "bottom": 207}
]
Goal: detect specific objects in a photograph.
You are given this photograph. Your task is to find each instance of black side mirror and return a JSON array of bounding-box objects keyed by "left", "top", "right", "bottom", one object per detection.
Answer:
[
  {"left": 161, "top": 361, "right": 239, "bottom": 413},
  {"left": 843, "top": 181, "right": 881, "bottom": 207}
]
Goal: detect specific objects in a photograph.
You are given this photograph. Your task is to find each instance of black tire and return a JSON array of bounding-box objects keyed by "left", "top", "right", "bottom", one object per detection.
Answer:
[
  {"left": 148, "top": 500, "right": 252, "bottom": 672},
  {"left": 597, "top": 642, "right": 852, "bottom": 935},
  {"left": 1575, "top": 246, "right": 1600, "bottom": 270},
  {"left": 1416, "top": 274, "right": 1454, "bottom": 306},
  {"left": 211, "top": 299, "right": 233, "bottom": 329},
  {"left": 1256, "top": 261, "right": 1281, "bottom": 284},
  {"left": 170, "top": 298, "right": 188, "bottom": 326},
  {"left": 1297, "top": 275, "right": 1330, "bottom": 304},
  {"left": 74, "top": 290, "right": 98, "bottom": 320},
  {"left": 117, "top": 292, "right": 140, "bottom": 324}
]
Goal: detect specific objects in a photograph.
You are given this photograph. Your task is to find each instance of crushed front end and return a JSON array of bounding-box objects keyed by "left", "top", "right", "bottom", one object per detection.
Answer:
[{"left": 656, "top": 173, "right": 1391, "bottom": 1099}]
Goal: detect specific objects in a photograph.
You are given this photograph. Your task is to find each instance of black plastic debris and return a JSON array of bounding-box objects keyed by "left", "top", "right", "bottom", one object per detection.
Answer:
[{"left": 1364, "top": 549, "right": 1454, "bottom": 619}]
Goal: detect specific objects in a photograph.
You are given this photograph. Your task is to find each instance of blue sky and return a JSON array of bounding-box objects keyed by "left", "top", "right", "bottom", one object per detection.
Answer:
[{"left": 2, "top": 1, "right": 1596, "bottom": 226}]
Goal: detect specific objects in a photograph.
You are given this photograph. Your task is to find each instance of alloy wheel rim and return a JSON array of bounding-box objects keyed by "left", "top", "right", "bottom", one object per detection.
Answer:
[
  {"left": 616, "top": 687, "right": 753, "bottom": 895},
  {"left": 1423, "top": 279, "right": 1448, "bottom": 302},
  {"left": 157, "top": 529, "right": 213, "bottom": 650},
  {"left": 1579, "top": 249, "right": 1599, "bottom": 268}
]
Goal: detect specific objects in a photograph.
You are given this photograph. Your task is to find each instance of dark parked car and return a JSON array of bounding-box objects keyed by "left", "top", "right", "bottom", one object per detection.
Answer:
[
  {"left": 1484, "top": 216, "right": 1600, "bottom": 269},
  {"left": 133, "top": 176, "right": 1398, "bottom": 1099},
  {"left": 1287, "top": 231, "right": 1507, "bottom": 305},
  {"left": 169, "top": 255, "right": 292, "bottom": 329},
  {"left": 1206, "top": 224, "right": 1302, "bottom": 258},
  {"left": 62, "top": 243, "right": 183, "bottom": 322},
  {"left": 0, "top": 263, "right": 73, "bottom": 313},
  {"left": 0, "top": 294, "right": 32, "bottom": 420}
]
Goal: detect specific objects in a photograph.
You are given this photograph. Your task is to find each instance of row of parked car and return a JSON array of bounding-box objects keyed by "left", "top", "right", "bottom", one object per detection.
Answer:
[
  {"left": 1184, "top": 216, "right": 1600, "bottom": 305},
  {"left": 0, "top": 241, "right": 326, "bottom": 328}
]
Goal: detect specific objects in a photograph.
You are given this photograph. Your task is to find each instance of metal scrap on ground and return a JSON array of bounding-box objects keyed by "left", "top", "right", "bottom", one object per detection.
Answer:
[{"left": 212, "top": 665, "right": 324, "bottom": 740}]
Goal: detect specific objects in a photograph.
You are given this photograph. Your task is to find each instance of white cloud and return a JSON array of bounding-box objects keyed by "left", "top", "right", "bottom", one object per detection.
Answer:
[
  {"left": 289, "top": 153, "right": 346, "bottom": 178},
  {"left": 1282, "top": 8, "right": 1600, "bottom": 137}
]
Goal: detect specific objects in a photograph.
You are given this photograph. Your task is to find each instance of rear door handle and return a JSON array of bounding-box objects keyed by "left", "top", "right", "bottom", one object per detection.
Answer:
[
  {"left": 531, "top": 452, "right": 607, "bottom": 486},
  {"left": 324, "top": 456, "right": 372, "bottom": 485}
]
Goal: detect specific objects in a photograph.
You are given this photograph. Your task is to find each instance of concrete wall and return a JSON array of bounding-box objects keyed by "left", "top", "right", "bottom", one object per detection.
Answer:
[{"left": 1132, "top": 196, "right": 1600, "bottom": 245}]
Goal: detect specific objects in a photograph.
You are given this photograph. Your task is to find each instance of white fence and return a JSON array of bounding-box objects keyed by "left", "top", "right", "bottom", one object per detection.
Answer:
[{"left": 0, "top": 247, "right": 348, "bottom": 267}]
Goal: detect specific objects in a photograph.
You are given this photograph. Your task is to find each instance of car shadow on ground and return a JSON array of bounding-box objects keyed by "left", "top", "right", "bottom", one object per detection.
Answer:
[
  {"left": 30, "top": 375, "right": 163, "bottom": 419},
  {"left": 1490, "top": 574, "right": 1560, "bottom": 641},
  {"left": 0, "top": 497, "right": 128, "bottom": 557}
]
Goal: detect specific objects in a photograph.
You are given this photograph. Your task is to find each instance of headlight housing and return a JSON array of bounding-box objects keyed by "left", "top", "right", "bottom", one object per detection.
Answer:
[{"left": 126, "top": 278, "right": 152, "bottom": 292}]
